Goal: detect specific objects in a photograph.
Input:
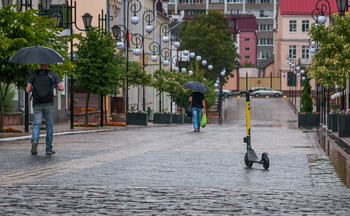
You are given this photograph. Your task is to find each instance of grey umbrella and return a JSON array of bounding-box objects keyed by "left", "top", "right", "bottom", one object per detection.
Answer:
[
  {"left": 183, "top": 81, "right": 209, "bottom": 93},
  {"left": 9, "top": 46, "right": 65, "bottom": 64}
]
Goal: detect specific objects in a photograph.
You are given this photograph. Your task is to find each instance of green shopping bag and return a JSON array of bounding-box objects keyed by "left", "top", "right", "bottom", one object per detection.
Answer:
[{"left": 201, "top": 113, "right": 207, "bottom": 128}]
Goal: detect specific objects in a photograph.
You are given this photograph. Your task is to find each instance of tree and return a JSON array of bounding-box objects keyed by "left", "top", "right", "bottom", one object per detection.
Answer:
[
  {"left": 75, "top": 27, "right": 123, "bottom": 124},
  {"left": 0, "top": 5, "right": 73, "bottom": 130},
  {"left": 307, "top": 12, "right": 350, "bottom": 89},
  {"left": 179, "top": 11, "right": 240, "bottom": 83},
  {"left": 300, "top": 78, "right": 313, "bottom": 113}
]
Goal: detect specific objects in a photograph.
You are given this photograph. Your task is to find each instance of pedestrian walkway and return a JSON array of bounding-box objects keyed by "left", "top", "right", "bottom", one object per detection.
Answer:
[{"left": 0, "top": 97, "right": 349, "bottom": 214}]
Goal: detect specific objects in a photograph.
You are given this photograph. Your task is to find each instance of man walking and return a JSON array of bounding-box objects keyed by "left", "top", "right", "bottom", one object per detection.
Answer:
[{"left": 26, "top": 64, "right": 64, "bottom": 155}]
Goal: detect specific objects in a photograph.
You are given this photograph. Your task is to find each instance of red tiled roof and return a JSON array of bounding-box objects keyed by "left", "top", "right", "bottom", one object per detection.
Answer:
[{"left": 279, "top": 0, "right": 340, "bottom": 15}]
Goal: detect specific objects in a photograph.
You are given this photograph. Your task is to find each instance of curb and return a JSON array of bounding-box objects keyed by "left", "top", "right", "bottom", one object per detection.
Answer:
[{"left": 0, "top": 128, "right": 116, "bottom": 142}]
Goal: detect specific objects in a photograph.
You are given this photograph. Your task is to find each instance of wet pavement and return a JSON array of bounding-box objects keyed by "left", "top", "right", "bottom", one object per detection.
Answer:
[{"left": 0, "top": 97, "right": 350, "bottom": 215}]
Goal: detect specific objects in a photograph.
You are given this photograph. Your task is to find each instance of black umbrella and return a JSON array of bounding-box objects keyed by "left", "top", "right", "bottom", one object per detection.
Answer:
[
  {"left": 9, "top": 46, "right": 65, "bottom": 64},
  {"left": 183, "top": 81, "right": 209, "bottom": 93}
]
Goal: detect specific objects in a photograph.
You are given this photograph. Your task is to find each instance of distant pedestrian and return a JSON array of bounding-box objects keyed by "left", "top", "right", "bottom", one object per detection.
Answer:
[
  {"left": 189, "top": 92, "right": 206, "bottom": 132},
  {"left": 26, "top": 64, "right": 64, "bottom": 155}
]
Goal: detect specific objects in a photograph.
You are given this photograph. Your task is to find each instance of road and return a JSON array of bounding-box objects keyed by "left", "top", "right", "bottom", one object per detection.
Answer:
[{"left": 0, "top": 97, "right": 349, "bottom": 215}]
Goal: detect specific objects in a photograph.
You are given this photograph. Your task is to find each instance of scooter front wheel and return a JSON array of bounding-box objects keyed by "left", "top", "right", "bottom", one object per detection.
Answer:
[
  {"left": 261, "top": 153, "right": 269, "bottom": 169},
  {"left": 244, "top": 153, "right": 253, "bottom": 168}
]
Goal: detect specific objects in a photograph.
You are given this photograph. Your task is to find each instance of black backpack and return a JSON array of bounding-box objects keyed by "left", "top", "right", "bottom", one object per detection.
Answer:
[{"left": 32, "top": 70, "right": 54, "bottom": 104}]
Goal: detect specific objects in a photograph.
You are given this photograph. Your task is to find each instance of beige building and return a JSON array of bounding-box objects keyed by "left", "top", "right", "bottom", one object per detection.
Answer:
[{"left": 274, "top": 0, "right": 321, "bottom": 96}]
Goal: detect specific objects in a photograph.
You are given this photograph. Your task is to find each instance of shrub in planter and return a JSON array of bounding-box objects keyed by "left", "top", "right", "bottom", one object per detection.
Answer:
[
  {"left": 338, "top": 109, "right": 350, "bottom": 137},
  {"left": 298, "top": 77, "right": 320, "bottom": 128},
  {"left": 153, "top": 113, "right": 172, "bottom": 124},
  {"left": 184, "top": 115, "right": 193, "bottom": 123},
  {"left": 172, "top": 114, "right": 184, "bottom": 124},
  {"left": 126, "top": 111, "right": 148, "bottom": 126},
  {"left": 298, "top": 113, "right": 320, "bottom": 128},
  {"left": 329, "top": 109, "right": 339, "bottom": 132}
]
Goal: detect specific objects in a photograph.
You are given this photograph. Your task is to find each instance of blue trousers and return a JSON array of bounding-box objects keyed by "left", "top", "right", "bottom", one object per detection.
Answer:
[
  {"left": 192, "top": 107, "right": 202, "bottom": 131},
  {"left": 31, "top": 103, "right": 54, "bottom": 152}
]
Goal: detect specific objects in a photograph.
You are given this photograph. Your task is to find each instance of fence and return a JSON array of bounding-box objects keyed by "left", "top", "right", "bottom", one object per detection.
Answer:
[{"left": 239, "top": 77, "right": 281, "bottom": 91}]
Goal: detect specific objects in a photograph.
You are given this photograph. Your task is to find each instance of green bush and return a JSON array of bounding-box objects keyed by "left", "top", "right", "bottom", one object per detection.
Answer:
[
  {"left": 1, "top": 85, "right": 15, "bottom": 113},
  {"left": 300, "top": 78, "right": 313, "bottom": 113}
]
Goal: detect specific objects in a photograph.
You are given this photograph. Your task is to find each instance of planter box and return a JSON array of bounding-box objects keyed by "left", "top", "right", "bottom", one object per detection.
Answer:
[
  {"left": 184, "top": 115, "right": 193, "bottom": 124},
  {"left": 2, "top": 112, "right": 23, "bottom": 126},
  {"left": 172, "top": 114, "right": 184, "bottom": 124},
  {"left": 298, "top": 113, "right": 320, "bottom": 128},
  {"left": 338, "top": 115, "right": 350, "bottom": 137},
  {"left": 331, "top": 114, "right": 338, "bottom": 132},
  {"left": 126, "top": 113, "right": 148, "bottom": 126},
  {"left": 153, "top": 113, "right": 172, "bottom": 124},
  {"left": 327, "top": 114, "right": 332, "bottom": 130},
  {"left": 74, "top": 111, "right": 100, "bottom": 124}
]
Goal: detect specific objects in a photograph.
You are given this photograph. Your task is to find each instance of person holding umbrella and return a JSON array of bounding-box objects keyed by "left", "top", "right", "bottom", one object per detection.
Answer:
[
  {"left": 26, "top": 64, "right": 64, "bottom": 155},
  {"left": 183, "top": 81, "right": 208, "bottom": 133},
  {"left": 10, "top": 45, "right": 66, "bottom": 155}
]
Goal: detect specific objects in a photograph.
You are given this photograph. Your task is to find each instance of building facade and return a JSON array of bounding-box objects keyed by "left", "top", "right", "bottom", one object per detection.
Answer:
[
  {"left": 168, "top": 0, "right": 277, "bottom": 66},
  {"left": 274, "top": 0, "right": 338, "bottom": 95}
]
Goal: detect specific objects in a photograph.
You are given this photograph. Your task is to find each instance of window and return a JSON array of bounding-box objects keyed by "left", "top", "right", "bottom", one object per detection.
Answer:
[
  {"left": 245, "top": 47, "right": 251, "bottom": 51},
  {"left": 289, "top": 20, "right": 297, "bottom": 32},
  {"left": 228, "top": 10, "right": 243, "bottom": 14},
  {"left": 184, "top": 10, "right": 206, "bottom": 15},
  {"left": 245, "top": 38, "right": 251, "bottom": 41},
  {"left": 258, "top": 24, "right": 273, "bottom": 31},
  {"left": 259, "top": 51, "right": 272, "bottom": 59},
  {"left": 289, "top": 45, "right": 297, "bottom": 59},
  {"left": 302, "top": 45, "right": 309, "bottom": 59},
  {"left": 228, "top": 0, "right": 242, "bottom": 2},
  {"left": 250, "top": 10, "right": 273, "bottom": 18},
  {"left": 209, "top": 0, "right": 224, "bottom": 3},
  {"left": 245, "top": 56, "right": 251, "bottom": 59},
  {"left": 258, "top": 38, "right": 273, "bottom": 45},
  {"left": 302, "top": 20, "right": 309, "bottom": 32}
]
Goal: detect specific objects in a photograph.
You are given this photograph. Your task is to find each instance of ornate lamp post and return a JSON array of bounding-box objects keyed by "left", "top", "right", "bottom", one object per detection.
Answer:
[
  {"left": 7, "top": 0, "right": 64, "bottom": 132},
  {"left": 141, "top": 9, "right": 155, "bottom": 111},
  {"left": 59, "top": 0, "right": 92, "bottom": 129},
  {"left": 111, "top": 0, "right": 141, "bottom": 113},
  {"left": 310, "top": 0, "right": 349, "bottom": 123},
  {"left": 149, "top": 41, "right": 170, "bottom": 112}
]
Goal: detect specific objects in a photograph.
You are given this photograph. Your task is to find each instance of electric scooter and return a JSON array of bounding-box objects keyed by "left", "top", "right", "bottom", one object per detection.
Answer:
[{"left": 240, "top": 90, "right": 270, "bottom": 169}]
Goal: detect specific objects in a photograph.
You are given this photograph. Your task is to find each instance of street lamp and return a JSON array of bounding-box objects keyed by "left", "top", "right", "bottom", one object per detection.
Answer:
[
  {"left": 336, "top": 0, "right": 348, "bottom": 15},
  {"left": 111, "top": 0, "right": 141, "bottom": 114},
  {"left": 140, "top": 9, "right": 155, "bottom": 111},
  {"left": 149, "top": 41, "right": 171, "bottom": 112},
  {"left": 59, "top": 0, "right": 92, "bottom": 129}
]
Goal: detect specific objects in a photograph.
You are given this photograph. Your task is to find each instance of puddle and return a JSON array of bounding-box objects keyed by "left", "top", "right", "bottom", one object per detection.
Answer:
[{"left": 317, "top": 129, "right": 350, "bottom": 188}]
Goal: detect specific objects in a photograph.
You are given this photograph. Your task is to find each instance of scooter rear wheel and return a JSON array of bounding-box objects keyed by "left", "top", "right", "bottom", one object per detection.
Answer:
[
  {"left": 262, "top": 153, "right": 269, "bottom": 169},
  {"left": 244, "top": 153, "right": 253, "bottom": 168}
]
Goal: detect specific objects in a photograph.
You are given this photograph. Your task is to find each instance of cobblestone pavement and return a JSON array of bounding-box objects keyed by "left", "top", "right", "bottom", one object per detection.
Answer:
[{"left": 0, "top": 97, "right": 349, "bottom": 215}]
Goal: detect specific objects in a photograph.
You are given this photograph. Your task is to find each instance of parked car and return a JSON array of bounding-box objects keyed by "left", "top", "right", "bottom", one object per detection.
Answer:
[
  {"left": 250, "top": 87, "right": 283, "bottom": 98},
  {"left": 215, "top": 88, "right": 233, "bottom": 98}
]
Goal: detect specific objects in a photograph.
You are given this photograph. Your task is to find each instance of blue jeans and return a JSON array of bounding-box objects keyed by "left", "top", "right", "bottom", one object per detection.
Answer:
[
  {"left": 31, "top": 103, "right": 54, "bottom": 152},
  {"left": 192, "top": 107, "right": 202, "bottom": 131}
]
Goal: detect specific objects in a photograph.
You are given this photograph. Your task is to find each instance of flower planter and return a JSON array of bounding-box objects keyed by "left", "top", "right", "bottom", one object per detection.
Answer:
[
  {"left": 153, "top": 113, "right": 172, "bottom": 124},
  {"left": 184, "top": 115, "right": 193, "bottom": 124},
  {"left": 331, "top": 114, "right": 338, "bottom": 132},
  {"left": 126, "top": 113, "right": 148, "bottom": 126},
  {"left": 327, "top": 114, "right": 332, "bottom": 130},
  {"left": 2, "top": 112, "right": 23, "bottom": 126},
  {"left": 74, "top": 111, "right": 100, "bottom": 124},
  {"left": 172, "top": 114, "right": 184, "bottom": 124},
  {"left": 298, "top": 113, "right": 320, "bottom": 128},
  {"left": 338, "top": 115, "right": 350, "bottom": 137}
]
